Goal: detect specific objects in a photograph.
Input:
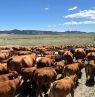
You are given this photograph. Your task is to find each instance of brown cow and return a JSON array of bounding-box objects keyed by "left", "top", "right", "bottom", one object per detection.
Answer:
[
  {"left": 63, "top": 51, "right": 73, "bottom": 64},
  {"left": 0, "top": 76, "right": 23, "bottom": 97},
  {"left": 21, "top": 55, "right": 36, "bottom": 67},
  {"left": 21, "top": 67, "right": 36, "bottom": 82},
  {"left": 48, "top": 75, "right": 76, "bottom": 97},
  {"left": 74, "top": 59, "right": 84, "bottom": 78},
  {"left": 7, "top": 55, "right": 24, "bottom": 73},
  {"left": 74, "top": 48, "right": 86, "bottom": 60},
  {"left": 85, "top": 60, "right": 95, "bottom": 80},
  {"left": 0, "top": 63, "right": 7, "bottom": 74},
  {"left": 7, "top": 53, "right": 36, "bottom": 73},
  {"left": 14, "top": 51, "right": 32, "bottom": 55},
  {"left": 44, "top": 54, "right": 54, "bottom": 60},
  {"left": 12, "top": 46, "right": 31, "bottom": 51},
  {"left": 0, "top": 71, "right": 18, "bottom": 82},
  {"left": 63, "top": 63, "right": 79, "bottom": 81},
  {"left": 58, "top": 50, "right": 64, "bottom": 55},
  {"left": 36, "top": 57, "right": 55, "bottom": 68},
  {"left": 0, "top": 52, "right": 10, "bottom": 63},
  {"left": 76, "top": 59, "right": 84, "bottom": 70},
  {"left": 86, "top": 47, "right": 95, "bottom": 55},
  {"left": 33, "top": 67, "right": 57, "bottom": 97},
  {"left": 86, "top": 52, "right": 95, "bottom": 61},
  {"left": 54, "top": 60, "right": 65, "bottom": 74}
]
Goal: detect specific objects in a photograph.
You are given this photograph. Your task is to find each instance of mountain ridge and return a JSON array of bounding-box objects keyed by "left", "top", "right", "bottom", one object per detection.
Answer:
[{"left": 0, "top": 29, "right": 94, "bottom": 34}]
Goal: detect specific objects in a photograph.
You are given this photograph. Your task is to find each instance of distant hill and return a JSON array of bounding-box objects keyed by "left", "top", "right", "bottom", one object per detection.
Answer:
[{"left": 0, "top": 29, "right": 94, "bottom": 34}]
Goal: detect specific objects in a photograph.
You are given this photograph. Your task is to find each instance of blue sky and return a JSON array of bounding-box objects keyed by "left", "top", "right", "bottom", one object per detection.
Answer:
[{"left": 0, "top": 0, "right": 95, "bottom": 32}]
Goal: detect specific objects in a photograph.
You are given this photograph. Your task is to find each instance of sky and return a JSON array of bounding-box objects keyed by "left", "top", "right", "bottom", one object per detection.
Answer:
[{"left": 0, "top": 0, "right": 95, "bottom": 32}]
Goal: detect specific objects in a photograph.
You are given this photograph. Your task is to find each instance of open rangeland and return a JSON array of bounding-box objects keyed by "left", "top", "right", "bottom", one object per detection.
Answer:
[
  {"left": 0, "top": 34, "right": 95, "bottom": 46},
  {"left": 0, "top": 34, "right": 95, "bottom": 97}
]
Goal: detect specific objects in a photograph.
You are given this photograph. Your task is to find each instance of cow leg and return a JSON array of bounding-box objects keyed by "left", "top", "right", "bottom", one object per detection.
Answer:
[
  {"left": 90, "top": 71, "right": 94, "bottom": 82},
  {"left": 35, "top": 81, "right": 41, "bottom": 97},
  {"left": 48, "top": 91, "right": 54, "bottom": 97},
  {"left": 86, "top": 72, "right": 88, "bottom": 79},
  {"left": 85, "top": 67, "right": 88, "bottom": 79},
  {"left": 48, "top": 85, "right": 55, "bottom": 97},
  {"left": 46, "top": 83, "right": 51, "bottom": 89},
  {"left": 36, "top": 88, "right": 41, "bottom": 97},
  {"left": 71, "top": 89, "right": 74, "bottom": 97}
]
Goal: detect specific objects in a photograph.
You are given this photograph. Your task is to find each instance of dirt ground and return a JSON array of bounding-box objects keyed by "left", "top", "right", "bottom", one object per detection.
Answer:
[{"left": 67, "top": 69, "right": 95, "bottom": 97}]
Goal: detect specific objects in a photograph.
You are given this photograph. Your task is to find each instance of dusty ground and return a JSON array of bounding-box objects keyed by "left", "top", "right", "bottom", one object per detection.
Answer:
[
  {"left": 15, "top": 68, "right": 95, "bottom": 97},
  {"left": 67, "top": 69, "right": 95, "bottom": 97}
]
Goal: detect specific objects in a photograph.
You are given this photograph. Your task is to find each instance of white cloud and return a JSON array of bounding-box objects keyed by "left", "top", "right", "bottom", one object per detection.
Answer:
[
  {"left": 44, "top": 8, "right": 49, "bottom": 11},
  {"left": 68, "top": 6, "right": 78, "bottom": 11},
  {"left": 65, "top": 10, "right": 95, "bottom": 19},
  {"left": 48, "top": 20, "right": 95, "bottom": 28},
  {"left": 63, "top": 21, "right": 95, "bottom": 25}
]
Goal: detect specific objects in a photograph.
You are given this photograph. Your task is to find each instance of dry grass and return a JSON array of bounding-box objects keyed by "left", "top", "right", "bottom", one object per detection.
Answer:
[{"left": 0, "top": 34, "right": 95, "bottom": 46}]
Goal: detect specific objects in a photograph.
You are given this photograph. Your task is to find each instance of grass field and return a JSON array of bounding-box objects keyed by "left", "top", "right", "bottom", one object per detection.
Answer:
[
  {"left": 0, "top": 34, "right": 95, "bottom": 46},
  {"left": 0, "top": 33, "right": 95, "bottom": 97}
]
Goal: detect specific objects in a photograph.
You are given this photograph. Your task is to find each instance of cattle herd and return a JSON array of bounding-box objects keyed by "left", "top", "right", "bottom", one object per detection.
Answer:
[{"left": 0, "top": 45, "right": 95, "bottom": 97}]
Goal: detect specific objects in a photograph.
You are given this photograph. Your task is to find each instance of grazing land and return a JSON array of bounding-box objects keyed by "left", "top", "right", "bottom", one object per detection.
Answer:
[
  {"left": 0, "top": 34, "right": 95, "bottom": 46},
  {"left": 0, "top": 34, "right": 95, "bottom": 97}
]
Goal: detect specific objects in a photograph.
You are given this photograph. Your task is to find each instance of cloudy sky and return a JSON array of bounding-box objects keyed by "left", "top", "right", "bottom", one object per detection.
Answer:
[{"left": 0, "top": 0, "right": 95, "bottom": 32}]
